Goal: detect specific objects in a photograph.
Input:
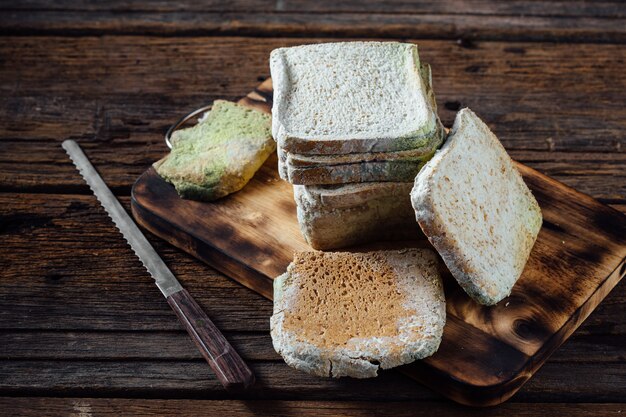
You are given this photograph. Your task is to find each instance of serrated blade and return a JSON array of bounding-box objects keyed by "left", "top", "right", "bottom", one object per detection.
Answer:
[{"left": 62, "top": 139, "right": 183, "bottom": 297}]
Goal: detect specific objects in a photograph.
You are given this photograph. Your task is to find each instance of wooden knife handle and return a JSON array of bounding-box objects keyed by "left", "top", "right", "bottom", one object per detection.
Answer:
[{"left": 166, "top": 289, "right": 255, "bottom": 391}]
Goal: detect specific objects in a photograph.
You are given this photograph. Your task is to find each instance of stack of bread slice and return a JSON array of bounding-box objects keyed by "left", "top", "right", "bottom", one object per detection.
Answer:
[
  {"left": 270, "top": 42, "right": 445, "bottom": 249},
  {"left": 268, "top": 41, "right": 544, "bottom": 379}
]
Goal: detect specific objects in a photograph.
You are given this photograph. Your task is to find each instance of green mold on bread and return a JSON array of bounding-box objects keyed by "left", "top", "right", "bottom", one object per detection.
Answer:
[{"left": 154, "top": 100, "right": 275, "bottom": 201}]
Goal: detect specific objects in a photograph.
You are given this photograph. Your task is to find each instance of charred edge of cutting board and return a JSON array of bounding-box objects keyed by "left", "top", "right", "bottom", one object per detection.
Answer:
[
  {"left": 401, "top": 314, "right": 531, "bottom": 407},
  {"left": 238, "top": 77, "right": 273, "bottom": 114},
  {"left": 131, "top": 169, "right": 274, "bottom": 300},
  {"left": 402, "top": 255, "right": 625, "bottom": 406},
  {"left": 401, "top": 158, "right": 626, "bottom": 406}
]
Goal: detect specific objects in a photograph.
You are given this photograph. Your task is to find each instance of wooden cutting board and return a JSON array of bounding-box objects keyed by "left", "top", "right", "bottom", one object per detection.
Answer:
[{"left": 131, "top": 79, "right": 626, "bottom": 406}]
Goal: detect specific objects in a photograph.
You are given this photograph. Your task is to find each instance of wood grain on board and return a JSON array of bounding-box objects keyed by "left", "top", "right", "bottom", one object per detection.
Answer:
[{"left": 131, "top": 79, "right": 626, "bottom": 406}]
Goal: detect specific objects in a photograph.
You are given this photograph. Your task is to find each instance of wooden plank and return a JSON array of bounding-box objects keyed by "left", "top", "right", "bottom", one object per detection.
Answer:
[
  {"left": 4, "top": 0, "right": 625, "bottom": 17},
  {"left": 1, "top": 37, "right": 624, "bottom": 152},
  {"left": 1, "top": 360, "right": 625, "bottom": 402},
  {"left": 1, "top": 37, "right": 626, "bottom": 197},
  {"left": 1, "top": 192, "right": 624, "bottom": 334},
  {"left": 0, "top": 331, "right": 280, "bottom": 361},
  {"left": 1, "top": 0, "right": 276, "bottom": 12},
  {"left": 3, "top": 138, "right": 624, "bottom": 201},
  {"left": 1, "top": 11, "right": 626, "bottom": 42},
  {"left": 0, "top": 398, "right": 625, "bottom": 417},
  {"left": 0, "top": 360, "right": 439, "bottom": 401},
  {"left": 611, "top": 203, "right": 626, "bottom": 214},
  {"left": 2, "top": 330, "right": 624, "bottom": 363},
  {"left": 282, "top": 0, "right": 626, "bottom": 17}
]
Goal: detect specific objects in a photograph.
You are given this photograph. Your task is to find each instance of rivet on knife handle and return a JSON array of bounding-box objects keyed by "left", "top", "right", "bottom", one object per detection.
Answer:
[{"left": 62, "top": 139, "right": 255, "bottom": 391}]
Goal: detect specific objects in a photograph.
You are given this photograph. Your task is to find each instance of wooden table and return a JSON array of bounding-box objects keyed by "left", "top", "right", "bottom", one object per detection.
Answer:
[{"left": 1, "top": 1, "right": 625, "bottom": 415}]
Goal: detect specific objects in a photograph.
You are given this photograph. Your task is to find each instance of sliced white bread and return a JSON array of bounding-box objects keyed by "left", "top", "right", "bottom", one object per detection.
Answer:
[
  {"left": 274, "top": 60, "right": 443, "bottom": 185},
  {"left": 271, "top": 249, "right": 446, "bottom": 378},
  {"left": 276, "top": 124, "right": 442, "bottom": 184},
  {"left": 294, "top": 182, "right": 420, "bottom": 249},
  {"left": 285, "top": 142, "right": 438, "bottom": 167},
  {"left": 279, "top": 129, "right": 441, "bottom": 185},
  {"left": 270, "top": 42, "right": 440, "bottom": 155},
  {"left": 411, "top": 108, "right": 542, "bottom": 305},
  {"left": 286, "top": 159, "right": 430, "bottom": 185}
]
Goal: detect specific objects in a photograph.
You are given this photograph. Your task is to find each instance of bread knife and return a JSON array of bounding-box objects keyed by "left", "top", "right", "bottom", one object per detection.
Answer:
[{"left": 62, "top": 139, "right": 255, "bottom": 391}]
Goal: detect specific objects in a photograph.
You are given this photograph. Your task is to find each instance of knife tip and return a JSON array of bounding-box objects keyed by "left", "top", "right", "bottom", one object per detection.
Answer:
[{"left": 61, "top": 139, "right": 76, "bottom": 151}]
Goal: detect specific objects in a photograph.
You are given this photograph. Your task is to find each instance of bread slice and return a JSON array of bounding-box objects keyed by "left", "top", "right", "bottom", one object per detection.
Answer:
[
  {"left": 411, "top": 108, "right": 542, "bottom": 305},
  {"left": 270, "top": 42, "right": 440, "bottom": 155},
  {"left": 154, "top": 100, "right": 275, "bottom": 201},
  {"left": 271, "top": 249, "right": 446, "bottom": 378},
  {"left": 279, "top": 129, "right": 440, "bottom": 185},
  {"left": 275, "top": 123, "right": 442, "bottom": 185},
  {"left": 287, "top": 158, "right": 431, "bottom": 185},
  {"left": 294, "top": 182, "right": 421, "bottom": 249},
  {"left": 274, "top": 60, "right": 443, "bottom": 184},
  {"left": 285, "top": 143, "right": 437, "bottom": 167}
]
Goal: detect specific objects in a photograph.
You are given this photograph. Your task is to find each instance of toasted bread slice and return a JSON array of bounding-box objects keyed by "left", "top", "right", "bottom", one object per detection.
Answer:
[
  {"left": 270, "top": 42, "right": 440, "bottom": 155},
  {"left": 294, "top": 182, "right": 420, "bottom": 249},
  {"left": 271, "top": 249, "right": 446, "bottom": 378},
  {"left": 411, "top": 108, "right": 542, "bottom": 305}
]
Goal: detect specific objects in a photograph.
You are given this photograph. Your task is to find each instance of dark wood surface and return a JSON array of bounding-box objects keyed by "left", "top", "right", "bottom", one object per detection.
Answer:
[
  {"left": 1, "top": 1, "right": 625, "bottom": 415},
  {"left": 131, "top": 79, "right": 626, "bottom": 405}
]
